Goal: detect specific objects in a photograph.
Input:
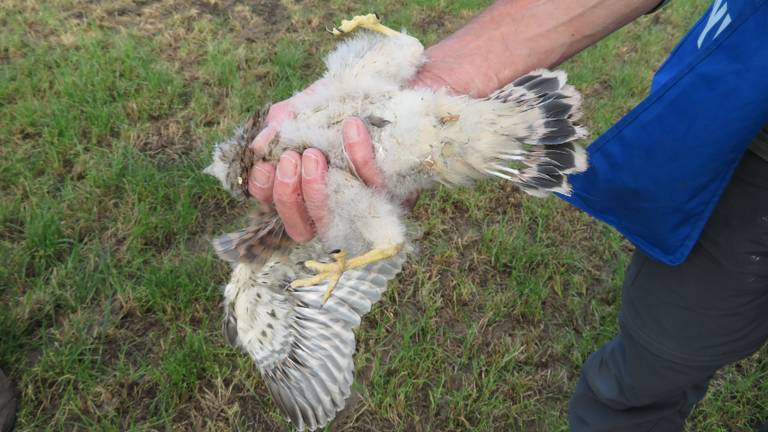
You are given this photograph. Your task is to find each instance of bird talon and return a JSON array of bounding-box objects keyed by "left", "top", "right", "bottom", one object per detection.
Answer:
[
  {"left": 329, "top": 13, "right": 399, "bottom": 37},
  {"left": 304, "top": 259, "right": 341, "bottom": 274},
  {"left": 291, "top": 245, "right": 402, "bottom": 304},
  {"left": 291, "top": 251, "right": 348, "bottom": 304}
]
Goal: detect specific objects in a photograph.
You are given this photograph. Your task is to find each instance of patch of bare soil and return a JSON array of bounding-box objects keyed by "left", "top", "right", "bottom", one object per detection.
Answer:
[
  {"left": 171, "top": 377, "right": 285, "bottom": 431},
  {"left": 99, "top": 295, "right": 167, "bottom": 367},
  {"left": 67, "top": 0, "right": 290, "bottom": 45},
  {"left": 127, "top": 117, "right": 198, "bottom": 161}
]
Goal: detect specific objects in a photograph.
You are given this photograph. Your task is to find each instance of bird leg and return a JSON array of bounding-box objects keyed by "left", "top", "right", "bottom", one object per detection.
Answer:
[
  {"left": 291, "top": 244, "right": 403, "bottom": 304},
  {"left": 329, "top": 14, "right": 399, "bottom": 37}
]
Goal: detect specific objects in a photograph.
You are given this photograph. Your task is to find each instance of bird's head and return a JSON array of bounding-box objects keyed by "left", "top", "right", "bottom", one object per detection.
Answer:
[
  {"left": 204, "top": 109, "right": 267, "bottom": 200},
  {"left": 204, "top": 127, "right": 252, "bottom": 201}
]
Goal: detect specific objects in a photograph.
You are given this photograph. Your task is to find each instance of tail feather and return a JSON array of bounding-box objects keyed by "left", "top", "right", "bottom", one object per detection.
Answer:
[
  {"left": 435, "top": 68, "right": 587, "bottom": 194},
  {"left": 478, "top": 69, "right": 588, "bottom": 196},
  {"left": 514, "top": 70, "right": 566, "bottom": 95},
  {"left": 529, "top": 118, "right": 582, "bottom": 145},
  {"left": 538, "top": 97, "right": 576, "bottom": 119},
  {"left": 533, "top": 143, "right": 588, "bottom": 173}
]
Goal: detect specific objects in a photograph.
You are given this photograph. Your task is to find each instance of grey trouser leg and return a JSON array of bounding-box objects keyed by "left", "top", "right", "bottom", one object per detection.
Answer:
[
  {"left": 569, "top": 151, "right": 768, "bottom": 432},
  {"left": 569, "top": 330, "right": 716, "bottom": 431},
  {"left": 0, "top": 369, "right": 15, "bottom": 432}
]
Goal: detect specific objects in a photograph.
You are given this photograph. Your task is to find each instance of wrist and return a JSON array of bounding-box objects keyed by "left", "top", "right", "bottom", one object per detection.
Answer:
[{"left": 411, "top": 41, "right": 506, "bottom": 97}]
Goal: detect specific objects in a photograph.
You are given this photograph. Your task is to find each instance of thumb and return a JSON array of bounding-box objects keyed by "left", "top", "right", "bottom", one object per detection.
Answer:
[{"left": 342, "top": 117, "right": 385, "bottom": 189}]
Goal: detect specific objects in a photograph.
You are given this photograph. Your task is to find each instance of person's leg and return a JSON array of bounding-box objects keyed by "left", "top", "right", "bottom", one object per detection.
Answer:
[
  {"left": 0, "top": 369, "right": 16, "bottom": 432},
  {"left": 570, "top": 151, "right": 768, "bottom": 432},
  {"left": 569, "top": 329, "right": 717, "bottom": 432}
]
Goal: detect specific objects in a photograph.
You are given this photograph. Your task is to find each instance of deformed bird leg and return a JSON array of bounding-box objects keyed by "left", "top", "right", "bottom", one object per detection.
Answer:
[
  {"left": 291, "top": 244, "right": 403, "bottom": 304},
  {"left": 329, "top": 13, "right": 399, "bottom": 37}
]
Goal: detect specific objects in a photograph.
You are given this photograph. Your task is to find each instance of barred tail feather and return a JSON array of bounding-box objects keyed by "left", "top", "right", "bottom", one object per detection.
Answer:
[{"left": 486, "top": 69, "right": 588, "bottom": 196}]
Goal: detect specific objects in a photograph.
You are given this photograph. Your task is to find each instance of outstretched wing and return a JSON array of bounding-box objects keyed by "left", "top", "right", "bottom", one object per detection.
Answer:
[{"left": 224, "top": 241, "right": 406, "bottom": 431}]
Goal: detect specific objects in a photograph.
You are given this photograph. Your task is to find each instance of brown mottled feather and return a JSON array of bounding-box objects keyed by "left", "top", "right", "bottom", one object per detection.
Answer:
[
  {"left": 212, "top": 205, "right": 294, "bottom": 266},
  {"left": 237, "top": 106, "right": 270, "bottom": 198}
]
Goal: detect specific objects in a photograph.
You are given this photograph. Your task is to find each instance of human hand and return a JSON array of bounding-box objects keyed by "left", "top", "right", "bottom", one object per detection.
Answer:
[
  {"left": 247, "top": 88, "right": 385, "bottom": 242},
  {"left": 249, "top": 51, "right": 473, "bottom": 243}
]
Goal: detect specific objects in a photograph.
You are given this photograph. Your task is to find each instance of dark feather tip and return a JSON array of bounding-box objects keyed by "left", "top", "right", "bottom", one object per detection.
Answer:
[
  {"left": 513, "top": 73, "right": 540, "bottom": 87},
  {"left": 540, "top": 99, "right": 573, "bottom": 119},
  {"left": 365, "top": 114, "right": 391, "bottom": 128},
  {"left": 223, "top": 316, "right": 238, "bottom": 347},
  {"left": 524, "top": 76, "right": 561, "bottom": 94},
  {"left": 544, "top": 143, "right": 576, "bottom": 168},
  {"left": 539, "top": 119, "right": 578, "bottom": 145}
]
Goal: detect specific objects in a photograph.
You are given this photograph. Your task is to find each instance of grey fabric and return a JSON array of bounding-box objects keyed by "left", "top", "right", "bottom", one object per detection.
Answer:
[
  {"left": 0, "top": 369, "right": 16, "bottom": 432},
  {"left": 749, "top": 127, "right": 768, "bottom": 162},
  {"left": 569, "top": 330, "right": 714, "bottom": 432},
  {"left": 570, "top": 151, "right": 768, "bottom": 431},
  {"left": 621, "top": 151, "right": 768, "bottom": 365}
]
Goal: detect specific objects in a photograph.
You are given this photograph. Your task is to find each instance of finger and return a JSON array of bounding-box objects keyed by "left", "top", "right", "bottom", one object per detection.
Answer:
[
  {"left": 342, "top": 117, "right": 385, "bottom": 189},
  {"left": 265, "top": 100, "right": 295, "bottom": 126},
  {"left": 301, "top": 149, "right": 329, "bottom": 232},
  {"left": 273, "top": 151, "right": 315, "bottom": 242},
  {"left": 249, "top": 125, "right": 277, "bottom": 157},
  {"left": 248, "top": 161, "right": 276, "bottom": 204}
]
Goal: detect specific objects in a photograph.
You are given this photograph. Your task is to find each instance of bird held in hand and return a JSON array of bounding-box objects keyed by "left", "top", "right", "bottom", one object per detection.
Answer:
[{"left": 205, "top": 14, "right": 588, "bottom": 431}]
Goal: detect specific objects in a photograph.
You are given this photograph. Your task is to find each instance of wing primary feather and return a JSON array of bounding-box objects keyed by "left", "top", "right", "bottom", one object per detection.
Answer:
[{"left": 224, "top": 247, "right": 405, "bottom": 431}]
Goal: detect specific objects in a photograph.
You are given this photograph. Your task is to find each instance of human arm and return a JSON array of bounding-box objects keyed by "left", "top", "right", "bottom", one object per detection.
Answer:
[
  {"left": 413, "top": 0, "right": 664, "bottom": 96},
  {"left": 250, "top": 0, "right": 664, "bottom": 241}
]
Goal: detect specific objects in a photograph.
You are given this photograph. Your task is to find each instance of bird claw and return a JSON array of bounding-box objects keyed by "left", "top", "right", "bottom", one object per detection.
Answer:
[
  {"left": 290, "top": 245, "right": 403, "bottom": 304},
  {"left": 291, "top": 250, "right": 348, "bottom": 305},
  {"left": 329, "top": 13, "right": 399, "bottom": 37}
]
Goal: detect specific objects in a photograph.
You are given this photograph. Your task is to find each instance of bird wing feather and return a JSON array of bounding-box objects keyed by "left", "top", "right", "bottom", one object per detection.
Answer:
[
  {"left": 224, "top": 240, "right": 407, "bottom": 431},
  {"left": 212, "top": 206, "right": 293, "bottom": 267}
]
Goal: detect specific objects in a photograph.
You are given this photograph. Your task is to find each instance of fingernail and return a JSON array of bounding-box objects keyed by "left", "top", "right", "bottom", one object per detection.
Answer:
[
  {"left": 276, "top": 155, "right": 299, "bottom": 181},
  {"left": 302, "top": 152, "right": 322, "bottom": 179},
  {"left": 343, "top": 118, "right": 362, "bottom": 142},
  {"left": 251, "top": 166, "right": 272, "bottom": 188}
]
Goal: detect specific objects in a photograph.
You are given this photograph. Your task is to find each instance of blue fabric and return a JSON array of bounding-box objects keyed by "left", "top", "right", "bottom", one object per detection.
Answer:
[{"left": 560, "top": 0, "right": 768, "bottom": 265}]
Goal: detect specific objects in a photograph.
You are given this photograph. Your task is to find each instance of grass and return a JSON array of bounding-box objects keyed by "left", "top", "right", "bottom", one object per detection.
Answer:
[{"left": 1, "top": 0, "right": 765, "bottom": 430}]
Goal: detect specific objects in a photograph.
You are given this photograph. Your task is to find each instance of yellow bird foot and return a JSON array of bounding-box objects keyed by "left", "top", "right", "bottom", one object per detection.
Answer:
[
  {"left": 291, "top": 244, "right": 403, "bottom": 304},
  {"left": 329, "top": 13, "right": 399, "bottom": 37}
]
